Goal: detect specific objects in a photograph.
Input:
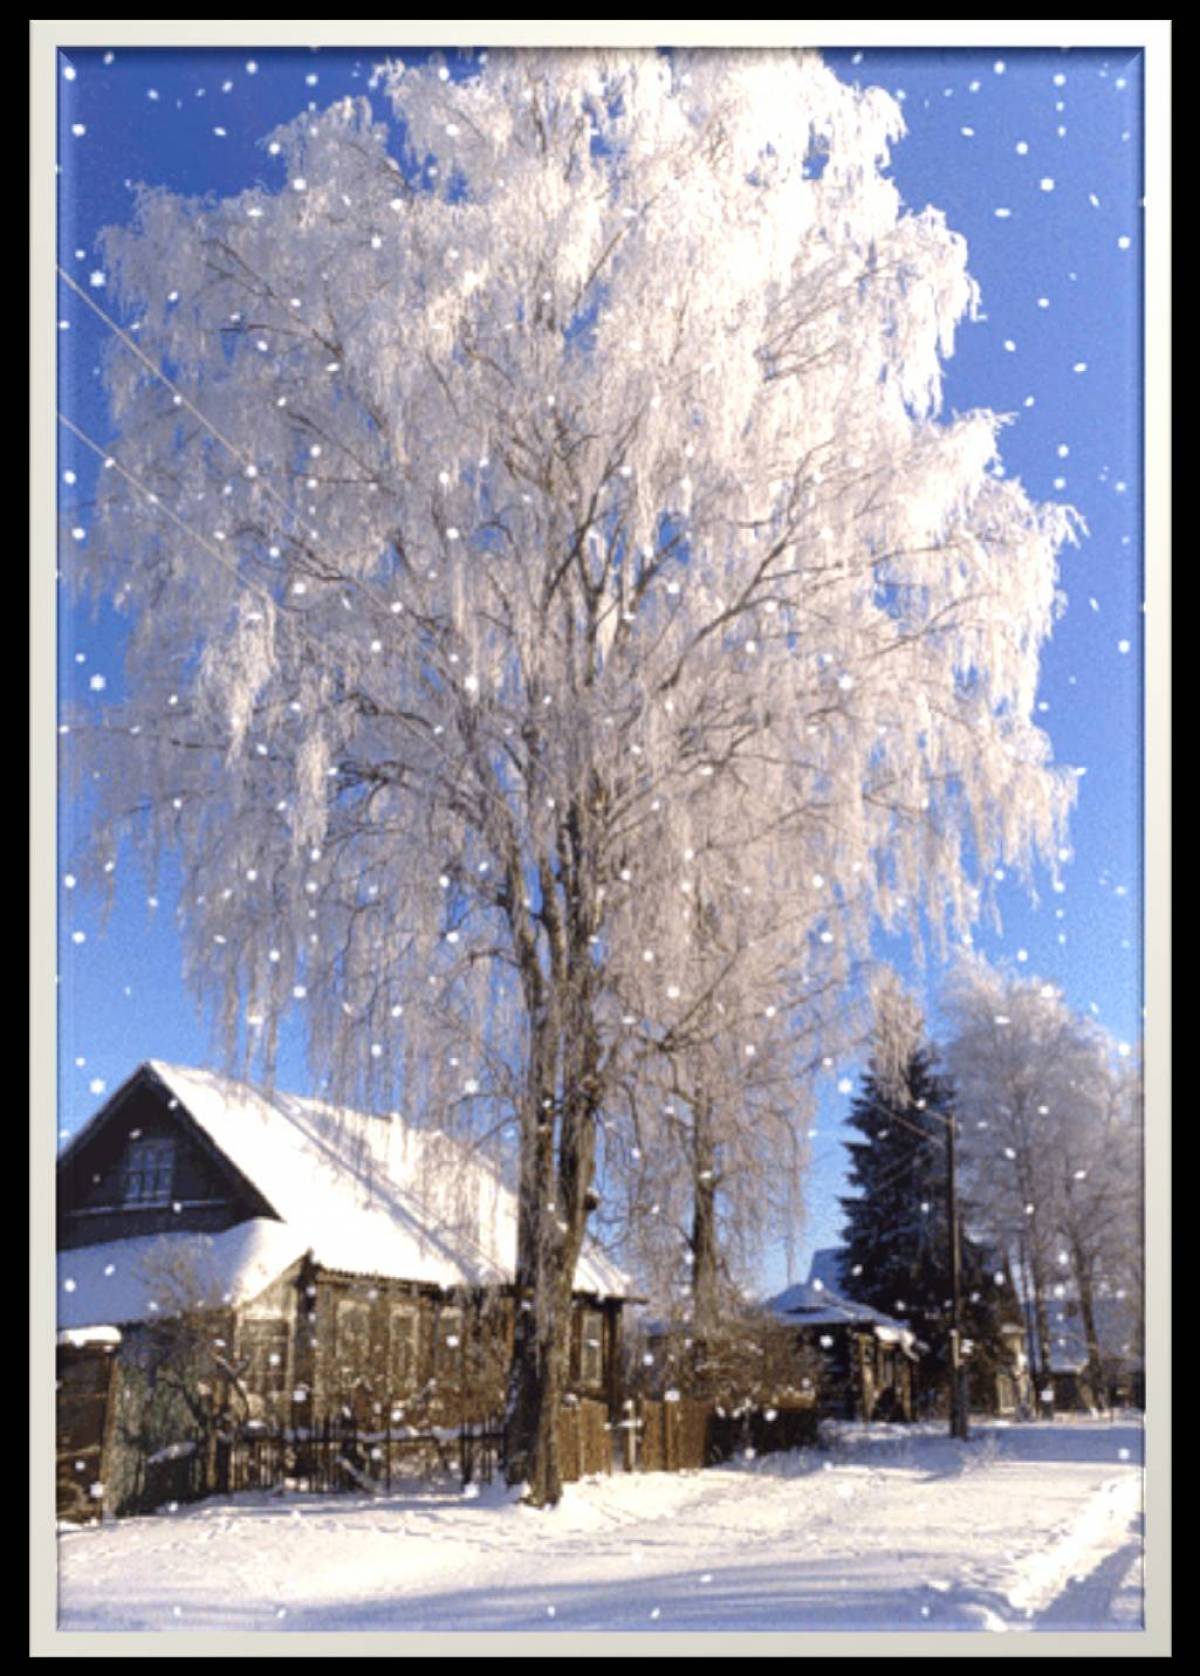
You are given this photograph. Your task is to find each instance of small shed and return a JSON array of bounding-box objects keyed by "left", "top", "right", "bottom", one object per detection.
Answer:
[
  {"left": 762, "top": 1279, "right": 920, "bottom": 1422},
  {"left": 1029, "top": 1289, "right": 1143, "bottom": 1411}
]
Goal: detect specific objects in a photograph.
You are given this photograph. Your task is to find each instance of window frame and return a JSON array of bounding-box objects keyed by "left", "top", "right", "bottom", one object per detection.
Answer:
[
  {"left": 579, "top": 1308, "right": 605, "bottom": 1389},
  {"left": 433, "top": 1305, "right": 464, "bottom": 1378},
  {"left": 120, "top": 1135, "right": 175, "bottom": 1207},
  {"left": 239, "top": 1317, "right": 290, "bottom": 1399},
  {"left": 333, "top": 1295, "right": 372, "bottom": 1382},
  {"left": 388, "top": 1302, "right": 420, "bottom": 1394}
]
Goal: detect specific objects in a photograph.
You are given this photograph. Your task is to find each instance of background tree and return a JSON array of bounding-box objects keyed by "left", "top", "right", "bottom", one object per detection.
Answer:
[
  {"left": 67, "top": 49, "right": 1080, "bottom": 1503},
  {"left": 1047, "top": 1036, "right": 1143, "bottom": 1402},
  {"left": 943, "top": 958, "right": 1142, "bottom": 1404},
  {"left": 608, "top": 904, "right": 850, "bottom": 1344}
]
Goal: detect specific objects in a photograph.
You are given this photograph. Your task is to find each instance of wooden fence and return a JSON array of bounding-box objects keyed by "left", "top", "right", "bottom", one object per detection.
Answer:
[
  {"left": 621, "top": 1398, "right": 818, "bottom": 1473},
  {"left": 64, "top": 1393, "right": 818, "bottom": 1520},
  {"left": 556, "top": 1399, "right": 612, "bottom": 1482},
  {"left": 124, "top": 1412, "right": 505, "bottom": 1517}
]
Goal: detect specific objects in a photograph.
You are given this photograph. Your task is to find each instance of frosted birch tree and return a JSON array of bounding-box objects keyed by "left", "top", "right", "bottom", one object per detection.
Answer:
[
  {"left": 66, "top": 48, "right": 1080, "bottom": 1503},
  {"left": 943, "top": 958, "right": 1142, "bottom": 1400}
]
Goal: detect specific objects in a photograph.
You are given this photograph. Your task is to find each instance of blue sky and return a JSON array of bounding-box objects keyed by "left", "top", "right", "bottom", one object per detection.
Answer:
[{"left": 53, "top": 43, "right": 1145, "bottom": 1289}]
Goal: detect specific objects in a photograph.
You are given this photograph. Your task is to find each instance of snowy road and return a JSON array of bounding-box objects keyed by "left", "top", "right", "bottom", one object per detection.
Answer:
[{"left": 56, "top": 1418, "right": 1145, "bottom": 1634}]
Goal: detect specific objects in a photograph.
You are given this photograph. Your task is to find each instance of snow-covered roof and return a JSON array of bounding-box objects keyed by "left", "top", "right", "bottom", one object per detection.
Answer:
[
  {"left": 761, "top": 1279, "right": 917, "bottom": 1348},
  {"left": 58, "top": 1220, "right": 309, "bottom": 1331},
  {"left": 61, "top": 1062, "right": 630, "bottom": 1309},
  {"left": 57, "top": 1325, "right": 122, "bottom": 1349}
]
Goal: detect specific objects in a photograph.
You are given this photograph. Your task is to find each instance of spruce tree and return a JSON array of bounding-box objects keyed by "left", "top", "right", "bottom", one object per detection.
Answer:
[{"left": 839, "top": 1047, "right": 1007, "bottom": 1391}]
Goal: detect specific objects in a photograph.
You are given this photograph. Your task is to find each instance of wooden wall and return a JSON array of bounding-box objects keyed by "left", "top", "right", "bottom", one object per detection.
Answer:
[
  {"left": 56, "top": 1342, "right": 120, "bottom": 1522},
  {"left": 57, "top": 1077, "right": 273, "bottom": 1250}
]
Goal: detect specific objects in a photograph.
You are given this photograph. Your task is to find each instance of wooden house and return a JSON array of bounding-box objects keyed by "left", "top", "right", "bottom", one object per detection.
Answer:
[
  {"left": 801, "top": 1247, "right": 1037, "bottom": 1420},
  {"left": 763, "top": 1261, "right": 920, "bottom": 1422},
  {"left": 1026, "top": 1289, "right": 1143, "bottom": 1412},
  {"left": 56, "top": 1062, "right": 630, "bottom": 1511}
]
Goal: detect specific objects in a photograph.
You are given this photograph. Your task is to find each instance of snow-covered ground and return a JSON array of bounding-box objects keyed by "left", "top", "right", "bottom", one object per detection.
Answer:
[{"left": 57, "top": 1417, "right": 1145, "bottom": 1634}]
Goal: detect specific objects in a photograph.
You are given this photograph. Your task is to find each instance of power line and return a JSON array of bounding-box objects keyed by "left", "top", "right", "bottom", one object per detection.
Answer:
[
  {"left": 57, "top": 263, "right": 403, "bottom": 638},
  {"left": 57, "top": 412, "right": 278, "bottom": 610}
]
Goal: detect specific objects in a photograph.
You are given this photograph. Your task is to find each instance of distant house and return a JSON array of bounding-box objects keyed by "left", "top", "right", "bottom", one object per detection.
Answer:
[
  {"left": 801, "top": 1247, "right": 1035, "bottom": 1419},
  {"left": 763, "top": 1251, "right": 920, "bottom": 1422},
  {"left": 56, "top": 1061, "right": 631, "bottom": 1513},
  {"left": 1027, "top": 1289, "right": 1143, "bottom": 1411}
]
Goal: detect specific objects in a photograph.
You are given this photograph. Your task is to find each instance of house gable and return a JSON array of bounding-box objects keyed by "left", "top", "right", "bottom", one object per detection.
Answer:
[
  {"left": 57, "top": 1065, "right": 278, "bottom": 1250},
  {"left": 57, "top": 1060, "right": 633, "bottom": 1302}
]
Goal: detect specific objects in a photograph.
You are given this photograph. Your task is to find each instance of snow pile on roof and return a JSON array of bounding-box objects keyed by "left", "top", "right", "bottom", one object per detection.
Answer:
[
  {"left": 57, "top": 1325, "right": 122, "bottom": 1349},
  {"left": 58, "top": 1219, "right": 309, "bottom": 1331},
  {"left": 138, "top": 1062, "right": 628, "bottom": 1298}
]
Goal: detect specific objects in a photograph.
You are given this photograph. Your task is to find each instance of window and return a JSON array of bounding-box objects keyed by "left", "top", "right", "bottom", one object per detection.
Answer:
[
  {"left": 121, "top": 1137, "right": 175, "bottom": 1206},
  {"left": 579, "top": 1309, "right": 604, "bottom": 1388},
  {"left": 334, "top": 1297, "right": 371, "bottom": 1378},
  {"left": 240, "top": 1319, "right": 289, "bottom": 1398},
  {"left": 389, "top": 1304, "right": 419, "bottom": 1394},
  {"left": 434, "top": 1307, "right": 463, "bottom": 1377}
]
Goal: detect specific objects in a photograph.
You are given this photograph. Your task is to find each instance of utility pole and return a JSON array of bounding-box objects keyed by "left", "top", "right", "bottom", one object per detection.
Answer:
[{"left": 947, "top": 1108, "right": 970, "bottom": 1440}]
